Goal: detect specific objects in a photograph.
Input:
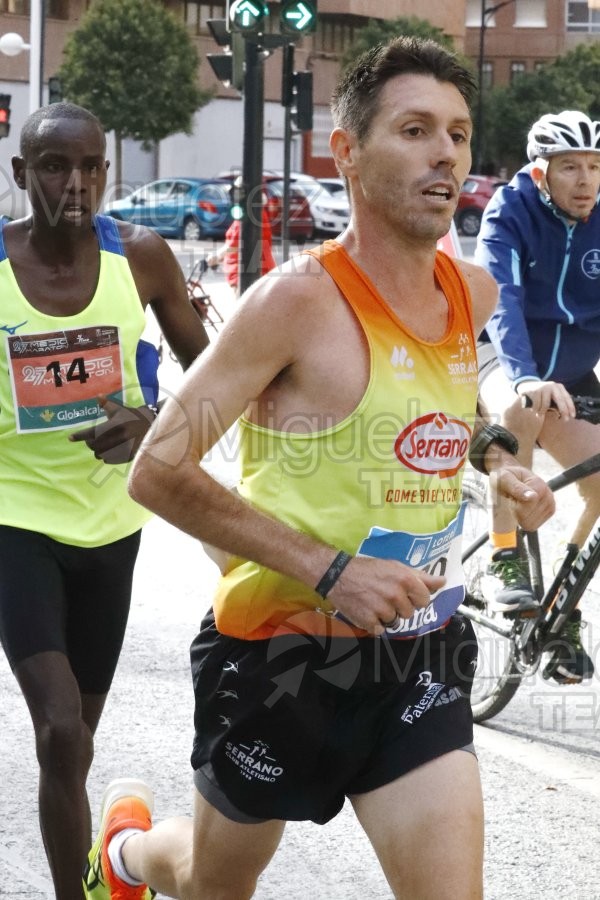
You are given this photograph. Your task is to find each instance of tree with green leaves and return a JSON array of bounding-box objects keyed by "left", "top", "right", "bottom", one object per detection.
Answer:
[
  {"left": 59, "top": 0, "right": 211, "bottom": 189},
  {"left": 340, "top": 16, "right": 455, "bottom": 72},
  {"left": 482, "top": 42, "right": 600, "bottom": 174},
  {"left": 549, "top": 42, "right": 600, "bottom": 119}
]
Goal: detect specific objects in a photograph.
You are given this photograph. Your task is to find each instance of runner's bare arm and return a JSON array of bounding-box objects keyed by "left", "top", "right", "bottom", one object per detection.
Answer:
[
  {"left": 119, "top": 222, "right": 210, "bottom": 369},
  {"left": 129, "top": 261, "right": 444, "bottom": 635}
]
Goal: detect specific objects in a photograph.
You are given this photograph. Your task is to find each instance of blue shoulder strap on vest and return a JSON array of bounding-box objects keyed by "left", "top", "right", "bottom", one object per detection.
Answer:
[
  {"left": 0, "top": 215, "right": 124, "bottom": 260},
  {"left": 93, "top": 214, "right": 125, "bottom": 255},
  {"left": 0, "top": 218, "right": 8, "bottom": 262}
]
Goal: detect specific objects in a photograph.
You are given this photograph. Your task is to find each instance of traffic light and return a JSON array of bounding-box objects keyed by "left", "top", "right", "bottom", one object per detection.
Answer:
[
  {"left": 48, "top": 76, "right": 62, "bottom": 104},
  {"left": 229, "top": 0, "right": 268, "bottom": 34},
  {"left": 280, "top": 1, "right": 317, "bottom": 36},
  {"left": 230, "top": 178, "right": 245, "bottom": 220},
  {"left": 207, "top": 18, "right": 244, "bottom": 92},
  {"left": 291, "top": 71, "right": 313, "bottom": 132},
  {"left": 0, "top": 94, "right": 11, "bottom": 139}
]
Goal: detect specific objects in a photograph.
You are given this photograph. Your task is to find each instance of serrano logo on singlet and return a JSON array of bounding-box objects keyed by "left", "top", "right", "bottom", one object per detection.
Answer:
[
  {"left": 394, "top": 412, "right": 471, "bottom": 478},
  {"left": 225, "top": 740, "right": 284, "bottom": 784}
]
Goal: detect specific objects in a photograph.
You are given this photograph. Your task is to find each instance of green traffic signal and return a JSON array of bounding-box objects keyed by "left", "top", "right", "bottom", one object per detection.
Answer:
[
  {"left": 229, "top": 0, "right": 268, "bottom": 34},
  {"left": 280, "top": 0, "right": 317, "bottom": 35}
]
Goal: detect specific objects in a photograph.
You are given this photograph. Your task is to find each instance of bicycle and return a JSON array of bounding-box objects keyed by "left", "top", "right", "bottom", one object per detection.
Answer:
[
  {"left": 157, "top": 257, "right": 225, "bottom": 366},
  {"left": 186, "top": 257, "right": 224, "bottom": 332},
  {"left": 458, "top": 395, "right": 600, "bottom": 723}
]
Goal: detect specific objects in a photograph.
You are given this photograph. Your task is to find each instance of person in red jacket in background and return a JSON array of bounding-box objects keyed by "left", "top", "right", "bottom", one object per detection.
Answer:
[{"left": 207, "top": 178, "right": 276, "bottom": 295}]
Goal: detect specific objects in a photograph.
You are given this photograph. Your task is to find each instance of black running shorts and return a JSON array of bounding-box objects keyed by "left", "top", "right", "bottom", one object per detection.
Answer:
[
  {"left": 0, "top": 525, "right": 141, "bottom": 694},
  {"left": 190, "top": 611, "right": 477, "bottom": 825}
]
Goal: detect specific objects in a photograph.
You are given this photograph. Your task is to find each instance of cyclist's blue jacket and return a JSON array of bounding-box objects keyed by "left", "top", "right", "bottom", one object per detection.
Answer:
[{"left": 474, "top": 163, "right": 600, "bottom": 388}]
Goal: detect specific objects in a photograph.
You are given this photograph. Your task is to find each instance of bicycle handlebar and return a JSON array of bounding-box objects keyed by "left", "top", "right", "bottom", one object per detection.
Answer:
[{"left": 522, "top": 393, "right": 600, "bottom": 424}]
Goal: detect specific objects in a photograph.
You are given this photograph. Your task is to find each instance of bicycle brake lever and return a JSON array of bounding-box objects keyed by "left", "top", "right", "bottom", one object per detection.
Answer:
[{"left": 521, "top": 393, "right": 600, "bottom": 422}]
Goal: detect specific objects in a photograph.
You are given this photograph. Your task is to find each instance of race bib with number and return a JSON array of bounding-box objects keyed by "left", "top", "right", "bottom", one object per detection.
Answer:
[
  {"left": 333, "top": 502, "right": 466, "bottom": 638},
  {"left": 7, "top": 325, "right": 124, "bottom": 433}
]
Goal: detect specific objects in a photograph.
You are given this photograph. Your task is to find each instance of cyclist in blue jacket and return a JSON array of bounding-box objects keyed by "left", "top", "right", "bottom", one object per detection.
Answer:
[{"left": 475, "top": 110, "right": 600, "bottom": 683}]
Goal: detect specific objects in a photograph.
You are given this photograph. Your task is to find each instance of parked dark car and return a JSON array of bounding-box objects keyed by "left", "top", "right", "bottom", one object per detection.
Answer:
[
  {"left": 454, "top": 175, "right": 508, "bottom": 237},
  {"left": 263, "top": 177, "right": 314, "bottom": 239},
  {"left": 217, "top": 171, "right": 314, "bottom": 239},
  {"left": 103, "top": 178, "right": 233, "bottom": 241}
]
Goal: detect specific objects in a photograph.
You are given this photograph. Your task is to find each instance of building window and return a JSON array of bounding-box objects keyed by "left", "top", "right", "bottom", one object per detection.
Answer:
[
  {"left": 567, "top": 0, "right": 600, "bottom": 32},
  {"left": 466, "top": 0, "right": 485, "bottom": 27},
  {"left": 312, "top": 107, "right": 333, "bottom": 158},
  {"left": 313, "top": 15, "right": 360, "bottom": 54},
  {"left": 515, "top": 0, "right": 546, "bottom": 27},
  {"left": 510, "top": 61, "right": 526, "bottom": 83},
  {"left": 0, "top": 0, "right": 69, "bottom": 16},
  {"left": 185, "top": 1, "right": 226, "bottom": 34},
  {"left": 0, "top": 0, "right": 28, "bottom": 12},
  {"left": 466, "top": 0, "right": 507, "bottom": 27},
  {"left": 48, "top": 0, "right": 69, "bottom": 16}
]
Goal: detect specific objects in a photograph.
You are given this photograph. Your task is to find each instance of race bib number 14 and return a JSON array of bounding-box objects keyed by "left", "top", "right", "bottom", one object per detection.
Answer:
[{"left": 7, "top": 325, "right": 124, "bottom": 433}]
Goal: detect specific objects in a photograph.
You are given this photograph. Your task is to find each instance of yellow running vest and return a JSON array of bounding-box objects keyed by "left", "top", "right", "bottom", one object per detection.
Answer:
[
  {"left": 0, "top": 215, "right": 152, "bottom": 546},
  {"left": 213, "top": 240, "right": 478, "bottom": 639}
]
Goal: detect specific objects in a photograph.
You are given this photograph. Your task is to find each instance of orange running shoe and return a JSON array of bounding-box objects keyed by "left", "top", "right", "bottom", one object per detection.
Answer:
[{"left": 83, "top": 779, "right": 155, "bottom": 900}]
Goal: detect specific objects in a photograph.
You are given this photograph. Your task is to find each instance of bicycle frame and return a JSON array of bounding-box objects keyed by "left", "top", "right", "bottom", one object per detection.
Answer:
[
  {"left": 459, "top": 400, "right": 600, "bottom": 721},
  {"left": 459, "top": 450, "right": 600, "bottom": 632}
]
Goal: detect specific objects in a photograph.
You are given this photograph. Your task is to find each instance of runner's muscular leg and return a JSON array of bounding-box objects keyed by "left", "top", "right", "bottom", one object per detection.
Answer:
[
  {"left": 123, "top": 789, "right": 285, "bottom": 900},
  {"left": 350, "top": 750, "right": 484, "bottom": 900},
  {"left": 539, "top": 414, "right": 600, "bottom": 547},
  {"left": 15, "top": 650, "right": 98, "bottom": 900}
]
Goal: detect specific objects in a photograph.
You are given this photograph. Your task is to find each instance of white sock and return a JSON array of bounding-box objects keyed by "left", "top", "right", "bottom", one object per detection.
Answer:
[{"left": 107, "top": 827, "right": 145, "bottom": 887}]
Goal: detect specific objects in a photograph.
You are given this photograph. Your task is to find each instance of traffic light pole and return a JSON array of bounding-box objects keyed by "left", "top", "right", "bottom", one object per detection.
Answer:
[
  {"left": 281, "top": 42, "right": 294, "bottom": 263},
  {"left": 239, "top": 37, "right": 265, "bottom": 295},
  {"left": 228, "top": 0, "right": 317, "bottom": 289}
]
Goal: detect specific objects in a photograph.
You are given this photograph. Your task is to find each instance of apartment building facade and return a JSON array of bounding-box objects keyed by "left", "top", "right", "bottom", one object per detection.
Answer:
[
  {"left": 464, "top": 0, "right": 599, "bottom": 92},
  {"left": 0, "top": 0, "right": 596, "bottom": 211}
]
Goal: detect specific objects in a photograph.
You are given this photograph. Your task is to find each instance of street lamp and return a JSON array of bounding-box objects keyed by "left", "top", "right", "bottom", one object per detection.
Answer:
[
  {"left": 0, "top": 0, "right": 44, "bottom": 114},
  {"left": 474, "top": 0, "right": 516, "bottom": 173}
]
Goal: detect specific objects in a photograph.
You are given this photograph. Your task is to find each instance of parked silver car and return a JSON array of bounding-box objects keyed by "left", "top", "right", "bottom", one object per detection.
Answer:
[{"left": 285, "top": 173, "right": 350, "bottom": 236}]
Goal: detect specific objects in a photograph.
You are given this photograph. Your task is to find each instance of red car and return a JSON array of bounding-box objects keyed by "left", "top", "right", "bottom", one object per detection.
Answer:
[
  {"left": 454, "top": 175, "right": 507, "bottom": 237},
  {"left": 217, "top": 172, "right": 314, "bottom": 240}
]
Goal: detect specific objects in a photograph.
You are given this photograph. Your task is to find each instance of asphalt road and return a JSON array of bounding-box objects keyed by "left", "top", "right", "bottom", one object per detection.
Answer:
[{"left": 3, "top": 238, "right": 600, "bottom": 899}]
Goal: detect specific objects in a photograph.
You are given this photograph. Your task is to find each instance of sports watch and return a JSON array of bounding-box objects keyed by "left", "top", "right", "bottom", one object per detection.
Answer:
[{"left": 468, "top": 424, "right": 519, "bottom": 474}]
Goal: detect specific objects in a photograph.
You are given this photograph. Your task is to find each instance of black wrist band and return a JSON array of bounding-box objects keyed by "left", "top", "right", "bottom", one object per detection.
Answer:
[
  {"left": 468, "top": 424, "right": 519, "bottom": 475},
  {"left": 315, "top": 551, "right": 353, "bottom": 598}
]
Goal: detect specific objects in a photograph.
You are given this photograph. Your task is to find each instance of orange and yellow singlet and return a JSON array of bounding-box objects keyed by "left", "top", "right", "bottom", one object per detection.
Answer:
[{"left": 214, "top": 240, "right": 478, "bottom": 640}]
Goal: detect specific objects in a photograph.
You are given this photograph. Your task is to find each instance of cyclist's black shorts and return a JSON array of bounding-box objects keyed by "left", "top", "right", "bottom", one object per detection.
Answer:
[
  {"left": 190, "top": 610, "right": 477, "bottom": 825},
  {"left": 477, "top": 340, "right": 600, "bottom": 397},
  {"left": 0, "top": 525, "right": 141, "bottom": 694}
]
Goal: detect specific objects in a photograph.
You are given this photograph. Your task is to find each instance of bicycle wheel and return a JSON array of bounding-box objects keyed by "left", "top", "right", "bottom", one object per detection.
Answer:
[{"left": 461, "top": 477, "right": 523, "bottom": 723}]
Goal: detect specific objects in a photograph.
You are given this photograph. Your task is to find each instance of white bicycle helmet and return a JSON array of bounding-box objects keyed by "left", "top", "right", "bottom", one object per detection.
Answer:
[{"left": 526, "top": 110, "right": 600, "bottom": 161}]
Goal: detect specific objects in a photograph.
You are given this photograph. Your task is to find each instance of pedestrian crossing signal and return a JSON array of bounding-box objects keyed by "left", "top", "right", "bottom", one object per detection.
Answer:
[{"left": 0, "top": 94, "right": 11, "bottom": 139}]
